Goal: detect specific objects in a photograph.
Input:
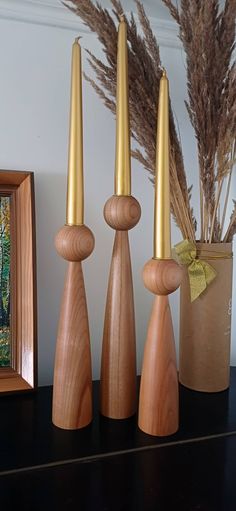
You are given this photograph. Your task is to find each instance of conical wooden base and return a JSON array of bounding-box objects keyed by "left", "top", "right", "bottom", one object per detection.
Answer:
[
  {"left": 100, "top": 230, "right": 137, "bottom": 419},
  {"left": 138, "top": 295, "right": 179, "bottom": 436},
  {"left": 53, "top": 261, "right": 92, "bottom": 430}
]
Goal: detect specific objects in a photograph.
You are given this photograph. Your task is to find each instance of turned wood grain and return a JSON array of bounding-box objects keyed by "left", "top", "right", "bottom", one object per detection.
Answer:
[
  {"left": 55, "top": 224, "right": 94, "bottom": 262},
  {"left": 53, "top": 224, "right": 94, "bottom": 430},
  {"left": 143, "top": 258, "right": 183, "bottom": 296},
  {"left": 138, "top": 295, "right": 179, "bottom": 436},
  {"left": 104, "top": 195, "right": 141, "bottom": 231},
  {"left": 53, "top": 261, "right": 92, "bottom": 430},
  {"left": 100, "top": 230, "right": 137, "bottom": 419},
  {"left": 138, "top": 257, "right": 182, "bottom": 436}
]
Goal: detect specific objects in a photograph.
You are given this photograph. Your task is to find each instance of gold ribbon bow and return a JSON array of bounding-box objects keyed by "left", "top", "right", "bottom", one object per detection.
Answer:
[{"left": 174, "top": 239, "right": 217, "bottom": 302}]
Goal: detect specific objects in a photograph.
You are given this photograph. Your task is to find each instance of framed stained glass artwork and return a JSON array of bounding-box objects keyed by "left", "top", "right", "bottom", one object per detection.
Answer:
[{"left": 0, "top": 170, "right": 37, "bottom": 392}]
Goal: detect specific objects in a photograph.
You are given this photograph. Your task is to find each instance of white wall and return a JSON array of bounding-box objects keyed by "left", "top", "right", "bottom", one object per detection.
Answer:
[{"left": 0, "top": 1, "right": 235, "bottom": 385}]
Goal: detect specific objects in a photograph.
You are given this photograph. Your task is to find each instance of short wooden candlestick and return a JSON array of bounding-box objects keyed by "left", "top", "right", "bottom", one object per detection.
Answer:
[
  {"left": 52, "top": 224, "right": 94, "bottom": 430},
  {"left": 138, "top": 258, "right": 183, "bottom": 436},
  {"left": 100, "top": 195, "right": 141, "bottom": 419}
]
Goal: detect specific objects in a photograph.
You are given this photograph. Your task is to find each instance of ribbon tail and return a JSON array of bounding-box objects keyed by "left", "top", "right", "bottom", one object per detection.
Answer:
[
  {"left": 188, "top": 261, "right": 207, "bottom": 302},
  {"left": 202, "top": 261, "right": 217, "bottom": 287}
]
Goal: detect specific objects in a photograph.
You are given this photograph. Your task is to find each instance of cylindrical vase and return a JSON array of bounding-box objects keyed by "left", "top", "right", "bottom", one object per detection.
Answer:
[{"left": 179, "top": 242, "right": 233, "bottom": 392}]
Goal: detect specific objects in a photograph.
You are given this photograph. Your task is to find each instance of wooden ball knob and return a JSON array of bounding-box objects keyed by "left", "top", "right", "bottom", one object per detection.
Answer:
[
  {"left": 104, "top": 195, "right": 141, "bottom": 231},
  {"left": 143, "top": 258, "right": 183, "bottom": 296},
  {"left": 55, "top": 225, "right": 95, "bottom": 262}
]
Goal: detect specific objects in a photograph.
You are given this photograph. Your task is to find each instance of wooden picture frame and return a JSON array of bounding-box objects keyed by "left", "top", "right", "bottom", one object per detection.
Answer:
[{"left": 0, "top": 170, "right": 37, "bottom": 392}]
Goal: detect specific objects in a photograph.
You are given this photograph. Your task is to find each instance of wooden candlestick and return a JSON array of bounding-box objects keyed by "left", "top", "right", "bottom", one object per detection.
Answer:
[
  {"left": 52, "top": 225, "right": 94, "bottom": 429},
  {"left": 138, "top": 69, "right": 183, "bottom": 436},
  {"left": 100, "top": 17, "right": 141, "bottom": 419},
  {"left": 100, "top": 195, "right": 141, "bottom": 419},
  {"left": 138, "top": 259, "right": 182, "bottom": 436}
]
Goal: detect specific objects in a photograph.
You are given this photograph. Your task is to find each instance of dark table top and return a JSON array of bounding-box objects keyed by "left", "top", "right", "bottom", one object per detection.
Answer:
[{"left": 1, "top": 370, "right": 236, "bottom": 510}]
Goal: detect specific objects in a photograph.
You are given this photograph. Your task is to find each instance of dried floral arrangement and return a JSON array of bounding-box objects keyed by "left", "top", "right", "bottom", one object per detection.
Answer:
[{"left": 65, "top": 0, "right": 236, "bottom": 243}]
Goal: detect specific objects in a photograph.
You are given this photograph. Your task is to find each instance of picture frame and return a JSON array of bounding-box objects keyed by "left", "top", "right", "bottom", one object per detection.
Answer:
[{"left": 0, "top": 170, "right": 37, "bottom": 392}]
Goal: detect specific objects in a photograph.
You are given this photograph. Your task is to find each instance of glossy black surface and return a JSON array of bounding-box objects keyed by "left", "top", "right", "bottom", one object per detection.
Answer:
[
  {"left": 1, "top": 435, "right": 236, "bottom": 510},
  {"left": 0, "top": 369, "right": 236, "bottom": 472}
]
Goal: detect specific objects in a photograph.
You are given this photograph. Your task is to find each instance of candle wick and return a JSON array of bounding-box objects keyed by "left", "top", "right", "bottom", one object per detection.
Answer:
[
  {"left": 161, "top": 67, "right": 167, "bottom": 77},
  {"left": 119, "top": 13, "right": 125, "bottom": 22},
  {"left": 75, "top": 36, "right": 82, "bottom": 44}
]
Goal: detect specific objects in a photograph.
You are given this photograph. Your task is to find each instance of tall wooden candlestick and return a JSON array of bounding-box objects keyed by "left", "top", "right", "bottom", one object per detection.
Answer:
[
  {"left": 52, "top": 39, "right": 94, "bottom": 430},
  {"left": 100, "top": 16, "right": 141, "bottom": 419},
  {"left": 138, "top": 70, "right": 182, "bottom": 436}
]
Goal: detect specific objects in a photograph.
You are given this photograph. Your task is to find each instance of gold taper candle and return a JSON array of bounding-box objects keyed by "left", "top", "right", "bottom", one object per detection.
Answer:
[
  {"left": 66, "top": 37, "right": 84, "bottom": 226},
  {"left": 115, "top": 15, "right": 131, "bottom": 196},
  {"left": 154, "top": 69, "right": 171, "bottom": 259}
]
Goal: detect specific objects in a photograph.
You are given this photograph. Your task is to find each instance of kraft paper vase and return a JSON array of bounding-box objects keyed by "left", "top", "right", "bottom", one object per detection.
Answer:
[{"left": 179, "top": 242, "right": 233, "bottom": 393}]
